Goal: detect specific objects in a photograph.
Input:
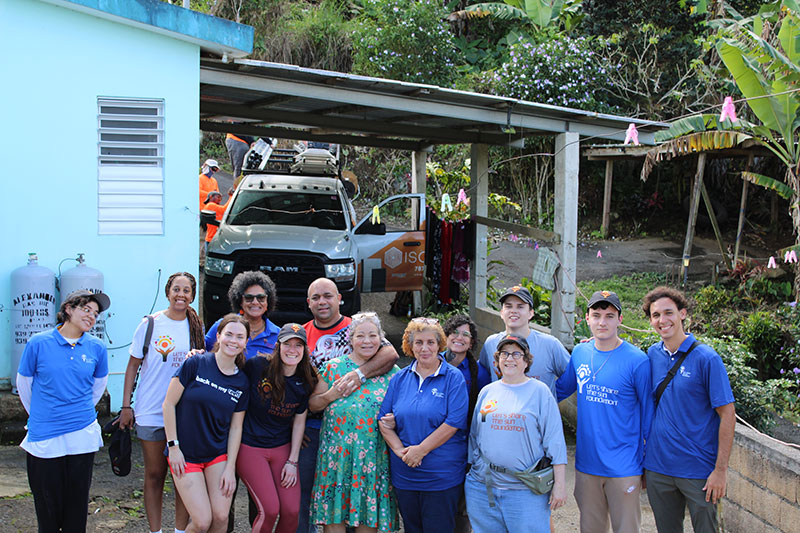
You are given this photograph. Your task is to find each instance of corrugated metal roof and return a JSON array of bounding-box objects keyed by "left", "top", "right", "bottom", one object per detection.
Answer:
[{"left": 200, "top": 58, "right": 667, "bottom": 150}]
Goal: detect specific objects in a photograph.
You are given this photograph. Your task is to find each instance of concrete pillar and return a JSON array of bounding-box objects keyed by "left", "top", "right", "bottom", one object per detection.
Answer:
[
  {"left": 551, "top": 132, "right": 579, "bottom": 349},
  {"left": 411, "top": 150, "right": 427, "bottom": 314},
  {"left": 469, "top": 144, "right": 489, "bottom": 311}
]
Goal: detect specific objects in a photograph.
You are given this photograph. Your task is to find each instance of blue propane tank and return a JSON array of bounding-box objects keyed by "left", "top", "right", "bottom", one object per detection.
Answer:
[
  {"left": 10, "top": 253, "right": 56, "bottom": 394},
  {"left": 59, "top": 253, "right": 106, "bottom": 341}
]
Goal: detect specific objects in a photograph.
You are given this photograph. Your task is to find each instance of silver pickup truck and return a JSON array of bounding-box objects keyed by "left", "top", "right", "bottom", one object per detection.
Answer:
[{"left": 203, "top": 150, "right": 426, "bottom": 326}]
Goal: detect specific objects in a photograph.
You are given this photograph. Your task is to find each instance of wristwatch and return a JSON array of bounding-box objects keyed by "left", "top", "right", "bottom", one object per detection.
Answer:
[
  {"left": 355, "top": 368, "right": 367, "bottom": 384},
  {"left": 167, "top": 440, "right": 179, "bottom": 448}
]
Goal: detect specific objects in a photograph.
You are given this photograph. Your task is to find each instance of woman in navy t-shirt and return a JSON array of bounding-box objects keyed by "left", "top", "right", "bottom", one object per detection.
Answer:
[
  {"left": 236, "top": 323, "right": 318, "bottom": 533},
  {"left": 163, "top": 314, "right": 250, "bottom": 532}
]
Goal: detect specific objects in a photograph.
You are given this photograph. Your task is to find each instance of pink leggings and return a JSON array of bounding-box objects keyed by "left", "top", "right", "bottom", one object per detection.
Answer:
[{"left": 237, "top": 442, "right": 300, "bottom": 533}]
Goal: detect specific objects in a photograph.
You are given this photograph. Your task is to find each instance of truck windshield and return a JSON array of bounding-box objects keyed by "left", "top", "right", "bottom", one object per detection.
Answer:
[{"left": 227, "top": 190, "right": 346, "bottom": 230}]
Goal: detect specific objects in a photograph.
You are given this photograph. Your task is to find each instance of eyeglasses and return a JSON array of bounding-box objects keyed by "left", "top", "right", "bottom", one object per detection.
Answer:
[
  {"left": 79, "top": 306, "right": 100, "bottom": 319},
  {"left": 449, "top": 330, "right": 472, "bottom": 339},
  {"left": 411, "top": 317, "right": 439, "bottom": 325},
  {"left": 498, "top": 351, "right": 524, "bottom": 360},
  {"left": 243, "top": 294, "right": 267, "bottom": 303}
]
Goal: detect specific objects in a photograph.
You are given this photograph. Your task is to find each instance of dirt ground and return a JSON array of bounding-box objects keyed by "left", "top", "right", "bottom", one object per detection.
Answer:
[{"left": 0, "top": 436, "right": 693, "bottom": 532}]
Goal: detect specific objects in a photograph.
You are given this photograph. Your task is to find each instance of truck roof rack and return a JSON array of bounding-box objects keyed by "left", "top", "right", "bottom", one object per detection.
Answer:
[{"left": 243, "top": 143, "right": 339, "bottom": 176}]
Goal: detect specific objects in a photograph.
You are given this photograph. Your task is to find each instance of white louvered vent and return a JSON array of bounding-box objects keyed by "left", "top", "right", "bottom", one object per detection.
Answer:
[{"left": 98, "top": 98, "right": 164, "bottom": 235}]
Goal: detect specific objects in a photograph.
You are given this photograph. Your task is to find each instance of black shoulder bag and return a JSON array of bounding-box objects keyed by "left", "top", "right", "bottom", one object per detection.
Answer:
[{"left": 654, "top": 340, "right": 700, "bottom": 406}]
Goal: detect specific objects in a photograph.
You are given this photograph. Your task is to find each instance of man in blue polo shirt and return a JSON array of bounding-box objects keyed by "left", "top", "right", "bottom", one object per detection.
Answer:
[
  {"left": 556, "top": 290, "right": 653, "bottom": 533},
  {"left": 642, "top": 287, "right": 735, "bottom": 533}
]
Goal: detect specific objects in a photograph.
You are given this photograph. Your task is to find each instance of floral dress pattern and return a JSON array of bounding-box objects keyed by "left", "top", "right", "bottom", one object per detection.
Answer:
[{"left": 310, "top": 355, "right": 399, "bottom": 531}]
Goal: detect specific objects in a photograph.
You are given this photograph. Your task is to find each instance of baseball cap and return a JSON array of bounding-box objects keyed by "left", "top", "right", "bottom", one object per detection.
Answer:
[
  {"left": 497, "top": 333, "right": 530, "bottom": 354},
  {"left": 65, "top": 289, "right": 111, "bottom": 313},
  {"left": 204, "top": 159, "right": 220, "bottom": 169},
  {"left": 278, "top": 323, "right": 307, "bottom": 344},
  {"left": 499, "top": 285, "right": 535, "bottom": 308},
  {"left": 103, "top": 417, "right": 131, "bottom": 477},
  {"left": 587, "top": 290, "right": 622, "bottom": 312}
]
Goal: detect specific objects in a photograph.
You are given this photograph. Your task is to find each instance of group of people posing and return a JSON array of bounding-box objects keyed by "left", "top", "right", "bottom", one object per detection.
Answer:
[{"left": 17, "top": 270, "right": 734, "bottom": 533}]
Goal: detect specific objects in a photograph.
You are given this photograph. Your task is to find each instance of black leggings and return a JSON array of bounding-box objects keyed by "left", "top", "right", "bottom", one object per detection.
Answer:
[{"left": 27, "top": 452, "right": 95, "bottom": 533}]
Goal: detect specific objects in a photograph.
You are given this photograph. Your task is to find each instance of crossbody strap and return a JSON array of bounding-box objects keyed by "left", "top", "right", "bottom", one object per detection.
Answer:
[{"left": 654, "top": 340, "right": 700, "bottom": 406}]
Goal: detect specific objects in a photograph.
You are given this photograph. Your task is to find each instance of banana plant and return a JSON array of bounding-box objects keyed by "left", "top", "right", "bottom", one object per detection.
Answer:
[{"left": 448, "top": 0, "right": 583, "bottom": 31}]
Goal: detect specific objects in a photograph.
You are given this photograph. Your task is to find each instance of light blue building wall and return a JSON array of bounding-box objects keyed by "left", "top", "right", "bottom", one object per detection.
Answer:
[{"left": 0, "top": 0, "right": 252, "bottom": 408}]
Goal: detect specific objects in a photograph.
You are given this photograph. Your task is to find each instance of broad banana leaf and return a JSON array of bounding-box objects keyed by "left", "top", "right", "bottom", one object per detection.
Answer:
[
  {"left": 450, "top": 0, "right": 567, "bottom": 28},
  {"left": 741, "top": 171, "right": 794, "bottom": 199}
]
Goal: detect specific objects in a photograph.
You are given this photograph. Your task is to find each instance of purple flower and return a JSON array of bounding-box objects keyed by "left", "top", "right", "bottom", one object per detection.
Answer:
[
  {"left": 781, "top": 369, "right": 786, "bottom": 374},
  {"left": 794, "top": 367, "right": 800, "bottom": 374}
]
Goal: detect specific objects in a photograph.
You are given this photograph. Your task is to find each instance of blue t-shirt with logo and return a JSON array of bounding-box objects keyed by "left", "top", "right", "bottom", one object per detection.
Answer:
[
  {"left": 18, "top": 328, "right": 108, "bottom": 442},
  {"left": 242, "top": 356, "right": 310, "bottom": 448},
  {"left": 645, "top": 334, "right": 735, "bottom": 479},
  {"left": 556, "top": 339, "right": 653, "bottom": 477},
  {"left": 175, "top": 353, "right": 249, "bottom": 463},
  {"left": 378, "top": 357, "right": 468, "bottom": 491}
]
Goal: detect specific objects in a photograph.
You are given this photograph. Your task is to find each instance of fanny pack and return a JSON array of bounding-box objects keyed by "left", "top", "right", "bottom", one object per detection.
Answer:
[{"left": 482, "top": 453, "right": 554, "bottom": 506}]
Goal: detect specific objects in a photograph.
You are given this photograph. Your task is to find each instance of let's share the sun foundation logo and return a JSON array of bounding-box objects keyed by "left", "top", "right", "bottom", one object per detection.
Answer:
[
  {"left": 479, "top": 399, "right": 498, "bottom": 422},
  {"left": 154, "top": 335, "right": 175, "bottom": 360}
]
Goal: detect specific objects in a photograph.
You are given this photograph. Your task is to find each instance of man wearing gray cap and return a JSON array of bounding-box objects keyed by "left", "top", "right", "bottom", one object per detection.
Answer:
[
  {"left": 556, "top": 290, "right": 654, "bottom": 533},
  {"left": 478, "top": 285, "right": 570, "bottom": 397}
]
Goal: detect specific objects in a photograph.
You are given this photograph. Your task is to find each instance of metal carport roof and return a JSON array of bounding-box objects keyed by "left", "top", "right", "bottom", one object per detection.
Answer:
[{"left": 199, "top": 58, "right": 667, "bottom": 149}]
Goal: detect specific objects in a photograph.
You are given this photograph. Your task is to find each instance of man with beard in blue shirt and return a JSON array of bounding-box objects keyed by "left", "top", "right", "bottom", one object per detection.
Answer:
[{"left": 557, "top": 291, "right": 653, "bottom": 533}]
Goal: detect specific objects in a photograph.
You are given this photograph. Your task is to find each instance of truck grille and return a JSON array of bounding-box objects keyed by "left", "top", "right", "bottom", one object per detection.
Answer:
[{"left": 232, "top": 251, "right": 326, "bottom": 288}]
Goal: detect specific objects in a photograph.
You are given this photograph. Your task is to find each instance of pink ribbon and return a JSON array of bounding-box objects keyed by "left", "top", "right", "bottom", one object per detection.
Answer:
[
  {"left": 768, "top": 256, "right": 778, "bottom": 269},
  {"left": 720, "top": 96, "right": 738, "bottom": 123},
  {"left": 785, "top": 250, "right": 798, "bottom": 264},
  {"left": 456, "top": 188, "right": 468, "bottom": 206},
  {"left": 597, "top": 250, "right": 603, "bottom": 258},
  {"left": 624, "top": 124, "right": 639, "bottom": 146}
]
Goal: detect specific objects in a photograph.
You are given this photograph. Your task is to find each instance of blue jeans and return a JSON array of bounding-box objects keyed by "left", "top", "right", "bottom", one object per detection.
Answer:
[
  {"left": 297, "top": 425, "right": 320, "bottom": 533},
  {"left": 395, "top": 483, "right": 461, "bottom": 533},
  {"left": 464, "top": 475, "right": 551, "bottom": 533}
]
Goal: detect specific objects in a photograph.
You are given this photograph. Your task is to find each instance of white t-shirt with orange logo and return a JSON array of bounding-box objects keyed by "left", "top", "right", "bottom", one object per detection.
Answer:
[{"left": 129, "top": 312, "right": 190, "bottom": 427}]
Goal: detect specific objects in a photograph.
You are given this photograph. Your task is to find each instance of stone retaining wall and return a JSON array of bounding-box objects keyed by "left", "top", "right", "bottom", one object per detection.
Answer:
[{"left": 724, "top": 424, "right": 800, "bottom": 532}]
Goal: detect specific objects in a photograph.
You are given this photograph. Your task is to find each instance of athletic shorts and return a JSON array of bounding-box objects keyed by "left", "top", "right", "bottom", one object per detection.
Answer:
[
  {"left": 169, "top": 453, "right": 227, "bottom": 475},
  {"left": 135, "top": 424, "right": 166, "bottom": 442}
]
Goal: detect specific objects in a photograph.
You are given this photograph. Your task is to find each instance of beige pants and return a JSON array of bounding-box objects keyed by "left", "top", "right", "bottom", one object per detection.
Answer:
[{"left": 574, "top": 470, "right": 642, "bottom": 533}]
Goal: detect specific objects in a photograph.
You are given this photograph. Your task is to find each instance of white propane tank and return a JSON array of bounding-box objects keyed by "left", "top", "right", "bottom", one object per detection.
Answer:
[
  {"left": 10, "top": 253, "right": 56, "bottom": 394},
  {"left": 59, "top": 254, "right": 106, "bottom": 341}
]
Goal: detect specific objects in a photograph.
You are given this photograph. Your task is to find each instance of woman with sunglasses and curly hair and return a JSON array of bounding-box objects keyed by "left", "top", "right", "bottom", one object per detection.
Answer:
[
  {"left": 378, "top": 318, "right": 468, "bottom": 533},
  {"left": 237, "top": 323, "right": 318, "bottom": 533},
  {"left": 119, "top": 272, "right": 205, "bottom": 533},
  {"left": 205, "top": 271, "right": 279, "bottom": 361}
]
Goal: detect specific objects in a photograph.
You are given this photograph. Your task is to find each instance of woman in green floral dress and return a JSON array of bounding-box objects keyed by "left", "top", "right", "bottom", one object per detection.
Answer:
[{"left": 308, "top": 312, "right": 399, "bottom": 533}]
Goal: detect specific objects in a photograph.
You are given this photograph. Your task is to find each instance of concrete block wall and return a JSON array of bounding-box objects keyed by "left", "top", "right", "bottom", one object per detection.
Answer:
[{"left": 723, "top": 424, "right": 800, "bottom": 532}]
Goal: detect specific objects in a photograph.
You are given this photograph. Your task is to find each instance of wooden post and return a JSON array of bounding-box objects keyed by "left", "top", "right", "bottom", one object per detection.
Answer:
[
  {"left": 734, "top": 154, "right": 754, "bottom": 265},
  {"left": 601, "top": 160, "right": 613, "bottom": 238},
  {"left": 681, "top": 154, "right": 707, "bottom": 280},
  {"left": 469, "top": 144, "right": 489, "bottom": 312},
  {"left": 410, "top": 150, "right": 427, "bottom": 315},
  {"left": 700, "top": 182, "right": 732, "bottom": 270}
]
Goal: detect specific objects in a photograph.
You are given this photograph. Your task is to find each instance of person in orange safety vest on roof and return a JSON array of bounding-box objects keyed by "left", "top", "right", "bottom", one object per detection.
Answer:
[
  {"left": 225, "top": 133, "right": 255, "bottom": 181},
  {"left": 199, "top": 159, "right": 220, "bottom": 211}
]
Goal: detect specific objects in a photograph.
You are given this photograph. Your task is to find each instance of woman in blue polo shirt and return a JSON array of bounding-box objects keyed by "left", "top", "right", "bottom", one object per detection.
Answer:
[
  {"left": 379, "top": 318, "right": 468, "bottom": 533},
  {"left": 205, "top": 271, "right": 280, "bottom": 359},
  {"left": 237, "top": 323, "right": 318, "bottom": 533},
  {"left": 17, "top": 289, "right": 111, "bottom": 533},
  {"left": 441, "top": 315, "right": 490, "bottom": 533},
  {"left": 163, "top": 314, "right": 250, "bottom": 533}
]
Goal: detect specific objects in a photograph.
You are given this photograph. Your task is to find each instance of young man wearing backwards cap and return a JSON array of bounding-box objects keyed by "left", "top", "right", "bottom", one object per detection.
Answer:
[
  {"left": 478, "top": 285, "right": 570, "bottom": 397},
  {"left": 556, "top": 290, "right": 654, "bottom": 533}
]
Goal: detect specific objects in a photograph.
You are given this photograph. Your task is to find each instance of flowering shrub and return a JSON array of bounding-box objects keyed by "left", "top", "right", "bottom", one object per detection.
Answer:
[
  {"left": 480, "top": 35, "right": 615, "bottom": 112},
  {"left": 352, "top": 0, "right": 460, "bottom": 86}
]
